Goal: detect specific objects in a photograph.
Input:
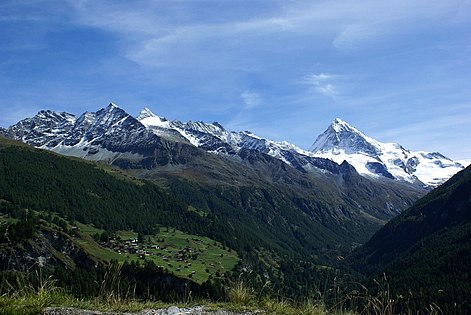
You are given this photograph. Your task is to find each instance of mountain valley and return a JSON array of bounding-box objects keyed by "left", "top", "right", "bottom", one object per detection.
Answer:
[{"left": 0, "top": 104, "right": 469, "bottom": 313}]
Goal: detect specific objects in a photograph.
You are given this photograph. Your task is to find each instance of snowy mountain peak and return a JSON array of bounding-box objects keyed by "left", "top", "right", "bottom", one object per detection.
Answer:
[
  {"left": 137, "top": 108, "right": 169, "bottom": 128},
  {"left": 35, "top": 110, "right": 76, "bottom": 124},
  {"left": 331, "top": 118, "right": 355, "bottom": 132},
  {"left": 93, "top": 104, "right": 131, "bottom": 126},
  {"left": 328, "top": 118, "right": 371, "bottom": 141},
  {"left": 212, "top": 121, "right": 225, "bottom": 130},
  {"left": 310, "top": 118, "right": 378, "bottom": 156},
  {"left": 108, "top": 102, "right": 119, "bottom": 109},
  {"left": 137, "top": 107, "right": 157, "bottom": 120},
  {"left": 310, "top": 118, "right": 464, "bottom": 186}
]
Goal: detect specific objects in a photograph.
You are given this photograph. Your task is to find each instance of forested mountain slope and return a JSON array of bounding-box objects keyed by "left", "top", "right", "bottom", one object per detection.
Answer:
[
  {"left": 0, "top": 137, "right": 208, "bottom": 234},
  {"left": 350, "top": 165, "right": 471, "bottom": 312},
  {"left": 0, "top": 137, "right": 357, "bottom": 299}
]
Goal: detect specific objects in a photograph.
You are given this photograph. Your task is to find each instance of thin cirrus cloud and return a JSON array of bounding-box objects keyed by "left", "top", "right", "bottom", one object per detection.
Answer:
[
  {"left": 332, "top": 24, "right": 378, "bottom": 50},
  {"left": 300, "top": 73, "right": 341, "bottom": 98},
  {"left": 61, "top": 0, "right": 471, "bottom": 84},
  {"left": 240, "top": 91, "right": 262, "bottom": 109}
]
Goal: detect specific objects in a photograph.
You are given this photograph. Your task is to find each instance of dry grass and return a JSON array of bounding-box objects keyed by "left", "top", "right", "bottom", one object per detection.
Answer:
[
  {"left": 227, "top": 279, "right": 256, "bottom": 306},
  {"left": 0, "top": 268, "right": 445, "bottom": 315},
  {"left": 0, "top": 273, "right": 72, "bottom": 315}
]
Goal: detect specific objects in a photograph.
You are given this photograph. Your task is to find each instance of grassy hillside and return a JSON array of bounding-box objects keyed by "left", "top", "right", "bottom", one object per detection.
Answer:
[{"left": 74, "top": 223, "right": 238, "bottom": 284}]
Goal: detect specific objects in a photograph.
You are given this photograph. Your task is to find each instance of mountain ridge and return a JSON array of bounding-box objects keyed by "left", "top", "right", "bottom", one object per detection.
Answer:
[
  {"left": 1, "top": 103, "right": 464, "bottom": 188},
  {"left": 134, "top": 107, "right": 464, "bottom": 187},
  {"left": 0, "top": 104, "right": 429, "bottom": 239}
]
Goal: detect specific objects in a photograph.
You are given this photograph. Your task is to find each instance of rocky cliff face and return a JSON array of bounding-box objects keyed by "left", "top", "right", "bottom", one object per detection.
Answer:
[{"left": 0, "top": 229, "right": 94, "bottom": 272}]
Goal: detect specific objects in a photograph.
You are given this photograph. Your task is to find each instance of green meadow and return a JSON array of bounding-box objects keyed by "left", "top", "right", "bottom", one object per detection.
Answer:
[{"left": 74, "top": 222, "right": 239, "bottom": 284}]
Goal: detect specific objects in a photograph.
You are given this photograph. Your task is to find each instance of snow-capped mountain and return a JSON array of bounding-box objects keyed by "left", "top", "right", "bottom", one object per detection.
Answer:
[
  {"left": 1, "top": 104, "right": 464, "bottom": 187},
  {"left": 139, "top": 107, "right": 283, "bottom": 152},
  {"left": 4, "top": 103, "right": 171, "bottom": 166},
  {"left": 138, "top": 109, "right": 465, "bottom": 187},
  {"left": 6, "top": 109, "right": 76, "bottom": 147},
  {"left": 137, "top": 107, "right": 342, "bottom": 174},
  {"left": 310, "top": 118, "right": 465, "bottom": 186}
]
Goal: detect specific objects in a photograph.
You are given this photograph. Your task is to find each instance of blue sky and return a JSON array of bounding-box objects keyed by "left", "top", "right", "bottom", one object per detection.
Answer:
[{"left": 1, "top": 0, "right": 470, "bottom": 159}]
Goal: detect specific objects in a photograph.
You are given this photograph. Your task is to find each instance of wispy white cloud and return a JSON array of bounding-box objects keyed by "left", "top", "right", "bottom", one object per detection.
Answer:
[
  {"left": 332, "top": 24, "right": 378, "bottom": 50},
  {"left": 240, "top": 90, "right": 262, "bottom": 109},
  {"left": 317, "top": 84, "right": 336, "bottom": 97},
  {"left": 65, "top": 0, "right": 471, "bottom": 67},
  {"left": 300, "top": 73, "right": 340, "bottom": 97}
]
